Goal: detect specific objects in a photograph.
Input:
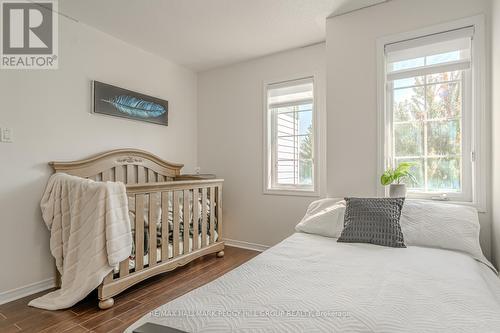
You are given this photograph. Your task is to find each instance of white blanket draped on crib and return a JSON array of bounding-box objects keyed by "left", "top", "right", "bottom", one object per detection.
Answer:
[{"left": 29, "top": 173, "right": 132, "bottom": 310}]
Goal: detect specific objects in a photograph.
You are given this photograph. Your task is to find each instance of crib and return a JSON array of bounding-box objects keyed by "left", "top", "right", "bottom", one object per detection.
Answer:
[{"left": 49, "top": 149, "right": 224, "bottom": 309}]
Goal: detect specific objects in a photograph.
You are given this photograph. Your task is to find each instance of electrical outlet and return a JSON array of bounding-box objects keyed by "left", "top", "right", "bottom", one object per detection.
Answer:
[
  {"left": 1, "top": 128, "right": 13, "bottom": 143},
  {"left": 195, "top": 167, "right": 201, "bottom": 174}
]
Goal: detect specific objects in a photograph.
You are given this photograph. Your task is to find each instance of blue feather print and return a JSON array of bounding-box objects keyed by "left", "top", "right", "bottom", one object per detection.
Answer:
[{"left": 102, "top": 95, "right": 167, "bottom": 118}]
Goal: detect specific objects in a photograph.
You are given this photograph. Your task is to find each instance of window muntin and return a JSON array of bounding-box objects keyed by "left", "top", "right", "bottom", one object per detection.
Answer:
[
  {"left": 384, "top": 27, "right": 474, "bottom": 200},
  {"left": 266, "top": 78, "right": 315, "bottom": 192}
]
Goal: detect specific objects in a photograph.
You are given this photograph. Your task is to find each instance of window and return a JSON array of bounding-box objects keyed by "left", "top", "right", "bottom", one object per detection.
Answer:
[
  {"left": 264, "top": 77, "right": 316, "bottom": 194},
  {"left": 379, "top": 21, "right": 485, "bottom": 206}
]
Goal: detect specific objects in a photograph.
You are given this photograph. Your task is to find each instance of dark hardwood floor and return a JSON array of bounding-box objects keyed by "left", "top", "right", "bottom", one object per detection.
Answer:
[{"left": 0, "top": 246, "right": 259, "bottom": 333}]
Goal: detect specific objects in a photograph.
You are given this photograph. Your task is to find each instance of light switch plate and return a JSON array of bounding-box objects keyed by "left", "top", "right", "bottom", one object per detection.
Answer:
[{"left": 1, "top": 127, "right": 13, "bottom": 143}]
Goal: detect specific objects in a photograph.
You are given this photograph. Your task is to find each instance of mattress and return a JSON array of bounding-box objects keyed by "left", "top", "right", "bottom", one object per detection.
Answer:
[{"left": 126, "top": 233, "right": 500, "bottom": 333}]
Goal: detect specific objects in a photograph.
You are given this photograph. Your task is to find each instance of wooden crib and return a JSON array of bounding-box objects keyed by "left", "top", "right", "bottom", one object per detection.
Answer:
[{"left": 49, "top": 149, "right": 224, "bottom": 309}]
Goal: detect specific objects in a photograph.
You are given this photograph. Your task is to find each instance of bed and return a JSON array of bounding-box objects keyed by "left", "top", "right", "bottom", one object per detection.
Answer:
[
  {"left": 126, "top": 200, "right": 500, "bottom": 333},
  {"left": 49, "top": 149, "right": 224, "bottom": 309}
]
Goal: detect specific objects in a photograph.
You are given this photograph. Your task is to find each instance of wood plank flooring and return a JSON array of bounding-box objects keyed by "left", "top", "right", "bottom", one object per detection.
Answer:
[{"left": 0, "top": 246, "right": 259, "bottom": 333}]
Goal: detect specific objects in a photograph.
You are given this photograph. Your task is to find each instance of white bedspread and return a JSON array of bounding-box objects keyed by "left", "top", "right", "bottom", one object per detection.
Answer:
[
  {"left": 127, "top": 233, "right": 500, "bottom": 333},
  {"left": 29, "top": 173, "right": 132, "bottom": 310}
]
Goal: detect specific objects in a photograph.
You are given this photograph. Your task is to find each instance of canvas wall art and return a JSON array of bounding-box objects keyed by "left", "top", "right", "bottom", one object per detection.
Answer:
[{"left": 92, "top": 81, "right": 168, "bottom": 126}]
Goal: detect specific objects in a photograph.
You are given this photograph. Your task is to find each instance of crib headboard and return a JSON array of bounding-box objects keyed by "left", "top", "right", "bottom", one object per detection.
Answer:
[{"left": 49, "top": 149, "right": 183, "bottom": 183}]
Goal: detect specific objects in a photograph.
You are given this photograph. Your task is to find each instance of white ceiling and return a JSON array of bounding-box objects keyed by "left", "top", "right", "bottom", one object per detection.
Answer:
[{"left": 60, "top": 0, "right": 387, "bottom": 72}]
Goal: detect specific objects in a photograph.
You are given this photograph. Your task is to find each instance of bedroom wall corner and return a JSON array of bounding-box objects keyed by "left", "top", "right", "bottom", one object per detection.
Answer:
[
  {"left": 0, "top": 15, "right": 198, "bottom": 298},
  {"left": 325, "top": 0, "right": 494, "bottom": 259},
  {"left": 196, "top": 43, "right": 327, "bottom": 248},
  {"left": 491, "top": 0, "right": 500, "bottom": 269}
]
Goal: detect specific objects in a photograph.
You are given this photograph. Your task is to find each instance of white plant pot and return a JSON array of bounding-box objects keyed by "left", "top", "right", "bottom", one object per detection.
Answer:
[{"left": 389, "top": 184, "right": 407, "bottom": 198}]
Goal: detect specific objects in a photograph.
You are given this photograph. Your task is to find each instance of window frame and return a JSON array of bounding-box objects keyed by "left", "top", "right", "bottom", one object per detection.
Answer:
[
  {"left": 263, "top": 75, "right": 320, "bottom": 197},
  {"left": 376, "top": 15, "right": 487, "bottom": 211}
]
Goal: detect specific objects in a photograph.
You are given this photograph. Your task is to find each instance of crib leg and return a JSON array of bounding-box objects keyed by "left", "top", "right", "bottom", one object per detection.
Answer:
[
  {"left": 216, "top": 250, "right": 225, "bottom": 258},
  {"left": 98, "top": 298, "right": 114, "bottom": 310}
]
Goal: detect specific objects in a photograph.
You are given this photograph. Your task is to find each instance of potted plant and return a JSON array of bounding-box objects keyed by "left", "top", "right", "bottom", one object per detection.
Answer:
[{"left": 380, "top": 162, "right": 416, "bottom": 198}]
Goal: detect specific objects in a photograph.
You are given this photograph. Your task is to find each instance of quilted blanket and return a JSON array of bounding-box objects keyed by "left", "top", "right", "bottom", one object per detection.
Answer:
[
  {"left": 29, "top": 173, "right": 132, "bottom": 310},
  {"left": 127, "top": 233, "right": 500, "bottom": 332}
]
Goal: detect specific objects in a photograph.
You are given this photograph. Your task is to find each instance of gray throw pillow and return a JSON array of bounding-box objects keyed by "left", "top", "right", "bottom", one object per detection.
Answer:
[{"left": 337, "top": 197, "right": 406, "bottom": 248}]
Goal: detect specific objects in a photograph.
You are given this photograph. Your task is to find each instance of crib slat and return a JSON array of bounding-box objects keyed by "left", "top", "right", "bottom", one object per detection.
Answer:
[
  {"left": 209, "top": 187, "right": 215, "bottom": 244},
  {"left": 192, "top": 189, "right": 199, "bottom": 250},
  {"left": 173, "top": 191, "right": 180, "bottom": 257},
  {"left": 103, "top": 271, "right": 113, "bottom": 284},
  {"left": 119, "top": 259, "right": 129, "bottom": 278},
  {"left": 127, "top": 165, "right": 137, "bottom": 184},
  {"left": 149, "top": 193, "right": 158, "bottom": 267},
  {"left": 161, "top": 192, "right": 169, "bottom": 261},
  {"left": 201, "top": 188, "right": 208, "bottom": 248},
  {"left": 115, "top": 166, "right": 125, "bottom": 183},
  {"left": 148, "top": 169, "right": 157, "bottom": 183},
  {"left": 137, "top": 167, "right": 146, "bottom": 184},
  {"left": 135, "top": 194, "right": 145, "bottom": 270},
  {"left": 117, "top": 166, "right": 129, "bottom": 276},
  {"left": 217, "top": 185, "right": 222, "bottom": 242},
  {"left": 102, "top": 169, "right": 112, "bottom": 182},
  {"left": 183, "top": 190, "right": 190, "bottom": 255}
]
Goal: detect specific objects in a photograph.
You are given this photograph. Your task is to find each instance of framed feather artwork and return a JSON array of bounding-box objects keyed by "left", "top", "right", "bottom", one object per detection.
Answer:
[{"left": 92, "top": 81, "right": 168, "bottom": 126}]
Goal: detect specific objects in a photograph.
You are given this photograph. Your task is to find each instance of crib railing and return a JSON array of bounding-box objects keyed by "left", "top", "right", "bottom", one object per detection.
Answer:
[{"left": 98, "top": 179, "right": 224, "bottom": 307}]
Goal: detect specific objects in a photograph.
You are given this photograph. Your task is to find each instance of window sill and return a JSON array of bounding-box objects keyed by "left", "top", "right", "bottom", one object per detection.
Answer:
[
  {"left": 404, "top": 195, "right": 486, "bottom": 213},
  {"left": 263, "top": 188, "right": 320, "bottom": 197}
]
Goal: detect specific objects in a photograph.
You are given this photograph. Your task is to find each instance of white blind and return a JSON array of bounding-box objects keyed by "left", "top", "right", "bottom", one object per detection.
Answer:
[
  {"left": 385, "top": 26, "right": 474, "bottom": 81},
  {"left": 268, "top": 78, "right": 313, "bottom": 109}
]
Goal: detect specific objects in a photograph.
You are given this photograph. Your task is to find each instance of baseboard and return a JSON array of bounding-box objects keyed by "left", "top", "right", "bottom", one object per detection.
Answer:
[
  {"left": 0, "top": 278, "right": 55, "bottom": 305},
  {"left": 0, "top": 240, "right": 267, "bottom": 305},
  {"left": 224, "top": 238, "right": 270, "bottom": 252}
]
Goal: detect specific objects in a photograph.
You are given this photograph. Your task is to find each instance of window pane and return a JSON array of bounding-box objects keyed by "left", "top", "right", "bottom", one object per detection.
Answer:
[
  {"left": 276, "top": 160, "right": 295, "bottom": 185},
  {"left": 394, "top": 122, "right": 423, "bottom": 156},
  {"left": 277, "top": 136, "right": 295, "bottom": 147},
  {"left": 395, "top": 158, "right": 424, "bottom": 190},
  {"left": 299, "top": 132, "right": 312, "bottom": 160},
  {"left": 426, "top": 51, "right": 460, "bottom": 66},
  {"left": 393, "top": 76, "right": 425, "bottom": 89},
  {"left": 426, "top": 81, "right": 462, "bottom": 119},
  {"left": 277, "top": 111, "right": 296, "bottom": 136},
  {"left": 299, "top": 159, "right": 313, "bottom": 185},
  {"left": 298, "top": 109, "right": 313, "bottom": 135},
  {"left": 427, "top": 120, "right": 461, "bottom": 156},
  {"left": 277, "top": 149, "right": 294, "bottom": 160},
  {"left": 426, "top": 157, "right": 461, "bottom": 192},
  {"left": 390, "top": 57, "right": 425, "bottom": 72},
  {"left": 426, "top": 70, "right": 462, "bottom": 84},
  {"left": 393, "top": 86, "right": 425, "bottom": 122}
]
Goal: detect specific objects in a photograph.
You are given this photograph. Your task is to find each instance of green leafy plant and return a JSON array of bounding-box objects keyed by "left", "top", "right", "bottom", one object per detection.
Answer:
[{"left": 380, "top": 162, "right": 417, "bottom": 186}]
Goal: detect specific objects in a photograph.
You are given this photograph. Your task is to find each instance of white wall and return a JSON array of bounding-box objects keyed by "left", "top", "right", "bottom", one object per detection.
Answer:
[
  {"left": 0, "top": 16, "right": 198, "bottom": 294},
  {"left": 326, "top": 0, "right": 493, "bottom": 258},
  {"left": 491, "top": 0, "right": 500, "bottom": 268},
  {"left": 197, "top": 44, "right": 326, "bottom": 247}
]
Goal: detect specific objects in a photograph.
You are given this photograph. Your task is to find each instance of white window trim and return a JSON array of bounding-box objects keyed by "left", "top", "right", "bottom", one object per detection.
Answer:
[
  {"left": 262, "top": 73, "right": 324, "bottom": 197},
  {"left": 376, "top": 15, "right": 487, "bottom": 212}
]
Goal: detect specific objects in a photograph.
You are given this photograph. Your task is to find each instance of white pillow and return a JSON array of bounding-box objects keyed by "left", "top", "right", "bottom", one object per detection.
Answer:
[
  {"left": 295, "top": 199, "right": 345, "bottom": 238},
  {"left": 400, "top": 200, "right": 487, "bottom": 263}
]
